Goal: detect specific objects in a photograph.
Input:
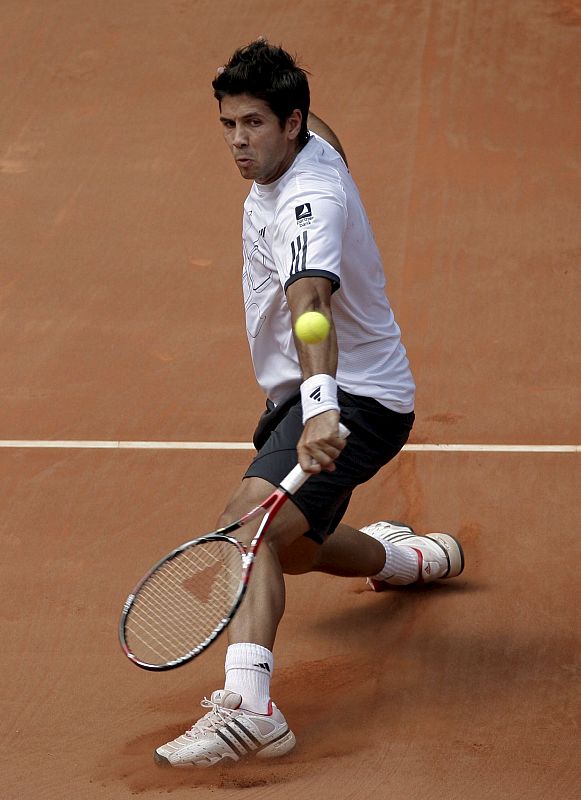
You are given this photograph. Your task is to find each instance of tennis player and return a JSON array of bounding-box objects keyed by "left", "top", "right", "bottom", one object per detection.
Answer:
[{"left": 155, "top": 40, "right": 464, "bottom": 767}]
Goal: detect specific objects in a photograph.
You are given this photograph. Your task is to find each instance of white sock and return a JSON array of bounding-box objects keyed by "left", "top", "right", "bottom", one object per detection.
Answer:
[
  {"left": 372, "top": 540, "right": 419, "bottom": 585},
  {"left": 224, "top": 643, "right": 273, "bottom": 714}
]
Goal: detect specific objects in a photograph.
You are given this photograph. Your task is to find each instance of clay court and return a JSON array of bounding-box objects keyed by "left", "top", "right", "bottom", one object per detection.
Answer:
[{"left": 1, "top": 1, "right": 580, "bottom": 798}]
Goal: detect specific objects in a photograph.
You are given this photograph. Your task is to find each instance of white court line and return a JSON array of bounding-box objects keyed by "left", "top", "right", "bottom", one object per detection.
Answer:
[{"left": 0, "top": 440, "right": 579, "bottom": 453}]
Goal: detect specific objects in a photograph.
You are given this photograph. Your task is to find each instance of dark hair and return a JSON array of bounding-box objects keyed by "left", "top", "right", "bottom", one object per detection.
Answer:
[{"left": 212, "top": 40, "right": 310, "bottom": 146}]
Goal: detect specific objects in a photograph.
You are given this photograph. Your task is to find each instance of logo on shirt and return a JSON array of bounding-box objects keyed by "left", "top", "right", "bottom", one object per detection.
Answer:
[
  {"left": 290, "top": 232, "right": 309, "bottom": 276},
  {"left": 295, "top": 202, "right": 313, "bottom": 227}
]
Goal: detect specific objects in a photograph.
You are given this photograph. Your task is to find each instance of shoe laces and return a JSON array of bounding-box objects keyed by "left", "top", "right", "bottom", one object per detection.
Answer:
[{"left": 185, "top": 696, "right": 236, "bottom": 739}]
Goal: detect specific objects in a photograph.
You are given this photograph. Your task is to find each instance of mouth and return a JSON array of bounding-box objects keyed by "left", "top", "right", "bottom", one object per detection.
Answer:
[{"left": 235, "top": 157, "right": 253, "bottom": 167}]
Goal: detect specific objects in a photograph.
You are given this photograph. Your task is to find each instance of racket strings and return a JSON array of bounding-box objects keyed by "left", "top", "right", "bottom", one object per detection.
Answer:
[
  {"left": 124, "top": 539, "right": 243, "bottom": 666},
  {"left": 127, "top": 548, "right": 241, "bottom": 662}
]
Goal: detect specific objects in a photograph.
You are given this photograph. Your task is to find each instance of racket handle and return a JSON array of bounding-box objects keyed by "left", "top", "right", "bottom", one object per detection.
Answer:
[{"left": 279, "top": 423, "right": 350, "bottom": 496}]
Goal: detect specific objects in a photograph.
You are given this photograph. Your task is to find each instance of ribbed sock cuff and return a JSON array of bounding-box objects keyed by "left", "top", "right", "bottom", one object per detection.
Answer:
[
  {"left": 373, "top": 540, "right": 419, "bottom": 585},
  {"left": 224, "top": 643, "right": 273, "bottom": 714}
]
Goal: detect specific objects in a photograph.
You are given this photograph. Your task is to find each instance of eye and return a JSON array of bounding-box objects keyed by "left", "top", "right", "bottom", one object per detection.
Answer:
[{"left": 249, "top": 118, "right": 263, "bottom": 127}]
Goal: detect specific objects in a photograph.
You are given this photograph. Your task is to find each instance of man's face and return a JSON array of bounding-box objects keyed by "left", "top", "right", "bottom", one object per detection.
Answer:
[{"left": 219, "top": 94, "right": 301, "bottom": 185}]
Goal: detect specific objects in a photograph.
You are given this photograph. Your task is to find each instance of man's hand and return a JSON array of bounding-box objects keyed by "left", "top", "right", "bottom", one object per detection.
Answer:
[{"left": 297, "top": 410, "right": 346, "bottom": 474}]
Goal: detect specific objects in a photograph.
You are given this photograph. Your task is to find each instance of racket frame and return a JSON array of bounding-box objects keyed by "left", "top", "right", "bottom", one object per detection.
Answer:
[
  {"left": 119, "top": 485, "right": 294, "bottom": 670},
  {"left": 119, "top": 425, "right": 349, "bottom": 670}
]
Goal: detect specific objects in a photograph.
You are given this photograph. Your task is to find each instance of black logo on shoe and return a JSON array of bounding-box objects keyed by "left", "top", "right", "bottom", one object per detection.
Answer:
[{"left": 309, "top": 387, "right": 322, "bottom": 402}]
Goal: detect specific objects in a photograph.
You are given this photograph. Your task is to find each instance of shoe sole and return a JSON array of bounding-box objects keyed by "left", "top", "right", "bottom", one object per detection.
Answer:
[
  {"left": 426, "top": 533, "right": 465, "bottom": 578},
  {"left": 154, "top": 728, "right": 296, "bottom": 767},
  {"left": 256, "top": 729, "right": 296, "bottom": 759}
]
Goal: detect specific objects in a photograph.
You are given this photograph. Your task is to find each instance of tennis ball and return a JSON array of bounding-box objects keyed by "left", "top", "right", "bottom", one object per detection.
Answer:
[{"left": 294, "top": 311, "right": 331, "bottom": 344}]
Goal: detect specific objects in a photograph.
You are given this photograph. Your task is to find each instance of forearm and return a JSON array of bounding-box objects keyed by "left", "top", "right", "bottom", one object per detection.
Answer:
[
  {"left": 287, "top": 278, "right": 337, "bottom": 380},
  {"left": 286, "top": 278, "right": 342, "bottom": 469},
  {"left": 295, "top": 331, "right": 338, "bottom": 382}
]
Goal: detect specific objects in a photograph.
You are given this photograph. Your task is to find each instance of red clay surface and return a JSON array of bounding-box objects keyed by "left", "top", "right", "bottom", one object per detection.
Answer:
[{"left": 1, "top": 2, "right": 580, "bottom": 798}]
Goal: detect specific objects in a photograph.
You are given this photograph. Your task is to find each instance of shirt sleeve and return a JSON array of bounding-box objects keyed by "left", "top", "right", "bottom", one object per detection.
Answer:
[{"left": 272, "top": 183, "right": 347, "bottom": 293}]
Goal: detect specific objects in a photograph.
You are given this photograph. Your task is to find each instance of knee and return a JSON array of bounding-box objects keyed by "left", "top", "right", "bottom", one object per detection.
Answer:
[
  {"left": 279, "top": 536, "right": 320, "bottom": 575},
  {"left": 216, "top": 481, "right": 265, "bottom": 531},
  {"left": 216, "top": 503, "right": 240, "bottom": 530},
  {"left": 216, "top": 477, "right": 277, "bottom": 528}
]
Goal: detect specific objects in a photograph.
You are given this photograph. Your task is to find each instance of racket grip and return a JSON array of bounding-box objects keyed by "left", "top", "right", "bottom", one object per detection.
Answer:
[{"left": 279, "top": 423, "right": 350, "bottom": 496}]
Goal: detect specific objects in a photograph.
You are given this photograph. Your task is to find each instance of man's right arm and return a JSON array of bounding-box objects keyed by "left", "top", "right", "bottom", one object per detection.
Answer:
[{"left": 307, "top": 112, "right": 348, "bottom": 167}]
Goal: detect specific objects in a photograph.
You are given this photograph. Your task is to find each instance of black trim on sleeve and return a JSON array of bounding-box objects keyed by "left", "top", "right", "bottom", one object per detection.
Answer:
[{"left": 284, "top": 270, "right": 340, "bottom": 294}]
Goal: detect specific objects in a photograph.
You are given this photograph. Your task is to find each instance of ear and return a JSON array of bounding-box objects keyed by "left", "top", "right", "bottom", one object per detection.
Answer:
[{"left": 286, "top": 109, "right": 303, "bottom": 141}]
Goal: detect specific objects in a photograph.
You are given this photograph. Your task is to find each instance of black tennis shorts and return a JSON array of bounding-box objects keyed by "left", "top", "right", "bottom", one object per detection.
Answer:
[{"left": 244, "top": 388, "right": 415, "bottom": 544}]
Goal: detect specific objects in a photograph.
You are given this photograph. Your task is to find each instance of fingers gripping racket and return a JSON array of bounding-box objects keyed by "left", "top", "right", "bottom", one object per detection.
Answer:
[{"left": 119, "top": 423, "right": 349, "bottom": 671}]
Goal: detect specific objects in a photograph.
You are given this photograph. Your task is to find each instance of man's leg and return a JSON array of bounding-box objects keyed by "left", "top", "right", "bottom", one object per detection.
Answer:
[
  {"left": 279, "top": 522, "right": 418, "bottom": 582},
  {"left": 280, "top": 521, "right": 464, "bottom": 588},
  {"left": 155, "top": 495, "right": 464, "bottom": 767},
  {"left": 216, "top": 485, "right": 416, "bottom": 721},
  {"left": 279, "top": 522, "right": 382, "bottom": 575},
  {"left": 217, "top": 476, "right": 311, "bottom": 649},
  {"left": 154, "top": 476, "right": 306, "bottom": 768}
]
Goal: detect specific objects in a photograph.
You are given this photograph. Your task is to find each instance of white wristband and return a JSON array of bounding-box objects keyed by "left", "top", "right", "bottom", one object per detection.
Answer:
[{"left": 300, "top": 374, "right": 340, "bottom": 424}]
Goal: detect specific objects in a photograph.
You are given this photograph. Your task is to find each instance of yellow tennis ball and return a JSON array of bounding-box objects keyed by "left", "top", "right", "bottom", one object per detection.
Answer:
[{"left": 294, "top": 311, "right": 331, "bottom": 344}]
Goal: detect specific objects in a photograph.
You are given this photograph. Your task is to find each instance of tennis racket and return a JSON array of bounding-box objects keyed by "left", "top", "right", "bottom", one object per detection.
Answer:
[{"left": 119, "top": 423, "right": 349, "bottom": 671}]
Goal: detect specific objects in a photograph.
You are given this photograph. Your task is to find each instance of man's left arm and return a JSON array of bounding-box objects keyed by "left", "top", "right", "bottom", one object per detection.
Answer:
[
  {"left": 286, "top": 276, "right": 346, "bottom": 474},
  {"left": 307, "top": 112, "right": 348, "bottom": 167}
]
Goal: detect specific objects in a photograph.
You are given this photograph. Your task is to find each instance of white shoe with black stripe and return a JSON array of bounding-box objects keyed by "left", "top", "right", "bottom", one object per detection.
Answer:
[
  {"left": 154, "top": 690, "right": 296, "bottom": 768},
  {"left": 361, "top": 520, "right": 465, "bottom": 590}
]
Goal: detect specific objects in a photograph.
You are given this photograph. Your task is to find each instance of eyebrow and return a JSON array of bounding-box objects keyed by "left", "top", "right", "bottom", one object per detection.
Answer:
[{"left": 219, "top": 112, "right": 265, "bottom": 123}]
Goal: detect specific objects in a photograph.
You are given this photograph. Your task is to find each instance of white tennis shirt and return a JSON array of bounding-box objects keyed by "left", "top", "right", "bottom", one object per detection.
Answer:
[{"left": 242, "top": 132, "right": 415, "bottom": 413}]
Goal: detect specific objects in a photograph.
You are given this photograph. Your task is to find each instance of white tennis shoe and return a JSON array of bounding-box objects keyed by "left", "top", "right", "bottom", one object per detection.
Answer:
[
  {"left": 361, "top": 520, "right": 465, "bottom": 590},
  {"left": 154, "top": 690, "right": 296, "bottom": 768}
]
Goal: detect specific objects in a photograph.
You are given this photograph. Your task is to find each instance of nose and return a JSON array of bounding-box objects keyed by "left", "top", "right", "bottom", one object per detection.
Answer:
[{"left": 232, "top": 123, "right": 248, "bottom": 149}]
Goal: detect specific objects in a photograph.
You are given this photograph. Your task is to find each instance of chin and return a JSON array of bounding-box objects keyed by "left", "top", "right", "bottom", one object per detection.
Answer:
[{"left": 237, "top": 164, "right": 258, "bottom": 180}]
